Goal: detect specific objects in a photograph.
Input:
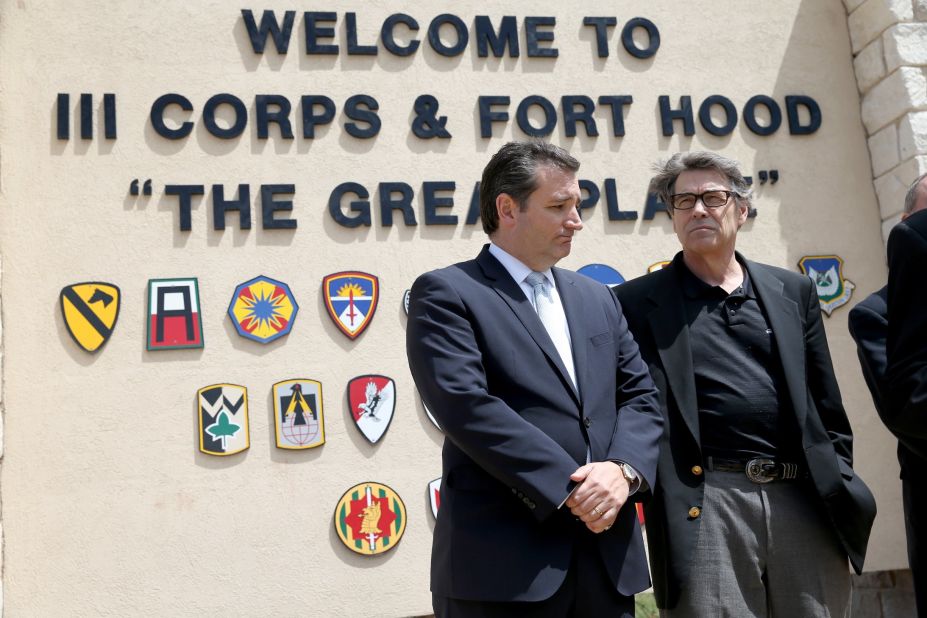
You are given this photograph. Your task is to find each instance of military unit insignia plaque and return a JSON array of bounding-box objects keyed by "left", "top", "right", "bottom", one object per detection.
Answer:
[
  {"left": 428, "top": 477, "right": 441, "bottom": 519},
  {"left": 322, "top": 271, "right": 379, "bottom": 339},
  {"left": 198, "top": 384, "right": 250, "bottom": 456},
  {"left": 228, "top": 275, "right": 299, "bottom": 344},
  {"left": 272, "top": 379, "right": 325, "bottom": 450},
  {"left": 60, "top": 282, "right": 120, "bottom": 353},
  {"left": 647, "top": 260, "right": 671, "bottom": 273},
  {"left": 798, "top": 255, "right": 855, "bottom": 316},
  {"left": 147, "top": 278, "right": 203, "bottom": 350},
  {"left": 347, "top": 375, "right": 396, "bottom": 444},
  {"left": 418, "top": 391, "right": 442, "bottom": 431},
  {"left": 577, "top": 263, "right": 625, "bottom": 288},
  {"left": 334, "top": 481, "right": 407, "bottom": 556}
]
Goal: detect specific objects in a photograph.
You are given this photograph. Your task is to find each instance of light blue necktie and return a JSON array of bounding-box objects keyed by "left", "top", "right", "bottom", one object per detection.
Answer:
[{"left": 525, "top": 272, "right": 576, "bottom": 388}]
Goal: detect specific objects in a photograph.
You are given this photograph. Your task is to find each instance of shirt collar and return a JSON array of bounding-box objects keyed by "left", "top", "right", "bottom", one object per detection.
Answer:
[
  {"left": 674, "top": 252, "right": 754, "bottom": 300},
  {"left": 488, "top": 242, "right": 556, "bottom": 288}
]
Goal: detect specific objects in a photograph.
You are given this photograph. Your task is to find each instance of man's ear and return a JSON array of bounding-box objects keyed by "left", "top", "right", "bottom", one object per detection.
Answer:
[
  {"left": 736, "top": 199, "right": 750, "bottom": 226},
  {"left": 496, "top": 193, "right": 518, "bottom": 228}
]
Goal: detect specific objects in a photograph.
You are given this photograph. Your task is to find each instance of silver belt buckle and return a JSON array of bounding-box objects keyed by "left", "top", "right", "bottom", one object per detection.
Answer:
[{"left": 745, "top": 458, "right": 775, "bottom": 483}]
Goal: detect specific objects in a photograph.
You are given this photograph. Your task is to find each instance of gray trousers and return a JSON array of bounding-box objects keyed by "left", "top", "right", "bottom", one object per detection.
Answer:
[{"left": 664, "top": 470, "right": 850, "bottom": 618}]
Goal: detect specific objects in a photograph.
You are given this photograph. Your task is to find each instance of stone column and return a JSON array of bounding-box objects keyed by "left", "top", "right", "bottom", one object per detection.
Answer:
[{"left": 847, "top": 0, "right": 927, "bottom": 242}]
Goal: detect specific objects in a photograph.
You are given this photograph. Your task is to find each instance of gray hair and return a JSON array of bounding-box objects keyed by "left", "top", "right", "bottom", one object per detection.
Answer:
[
  {"left": 649, "top": 151, "right": 753, "bottom": 214},
  {"left": 904, "top": 172, "right": 927, "bottom": 215},
  {"left": 480, "top": 141, "right": 580, "bottom": 235}
]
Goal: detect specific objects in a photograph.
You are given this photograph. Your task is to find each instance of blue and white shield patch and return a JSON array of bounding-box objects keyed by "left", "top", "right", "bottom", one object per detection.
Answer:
[{"left": 798, "top": 255, "right": 855, "bottom": 316}]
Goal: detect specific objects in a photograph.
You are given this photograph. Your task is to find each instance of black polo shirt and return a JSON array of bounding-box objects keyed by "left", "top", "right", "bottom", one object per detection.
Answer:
[{"left": 676, "top": 255, "right": 801, "bottom": 462}]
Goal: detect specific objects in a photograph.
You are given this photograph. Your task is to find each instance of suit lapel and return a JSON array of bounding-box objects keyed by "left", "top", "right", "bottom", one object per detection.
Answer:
[
  {"left": 475, "top": 248, "right": 580, "bottom": 404},
  {"left": 745, "top": 259, "right": 808, "bottom": 430},
  {"left": 645, "top": 266, "right": 700, "bottom": 444},
  {"left": 553, "top": 268, "right": 584, "bottom": 403}
]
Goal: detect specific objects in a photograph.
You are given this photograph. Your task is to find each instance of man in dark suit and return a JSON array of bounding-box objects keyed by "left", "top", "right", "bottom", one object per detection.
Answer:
[
  {"left": 406, "top": 142, "right": 663, "bottom": 616},
  {"left": 866, "top": 172, "right": 927, "bottom": 615},
  {"left": 614, "top": 151, "right": 876, "bottom": 616}
]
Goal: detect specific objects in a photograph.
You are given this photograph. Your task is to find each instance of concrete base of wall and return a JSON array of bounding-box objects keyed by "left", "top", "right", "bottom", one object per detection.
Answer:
[{"left": 851, "top": 569, "right": 917, "bottom": 617}]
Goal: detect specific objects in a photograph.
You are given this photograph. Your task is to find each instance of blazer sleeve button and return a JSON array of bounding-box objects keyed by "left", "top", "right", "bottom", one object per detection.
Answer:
[
  {"left": 688, "top": 506, "right": 701, "bottom": 519},
  {"left": 691, "top": 465, "right": 703, "bottom": 476}
]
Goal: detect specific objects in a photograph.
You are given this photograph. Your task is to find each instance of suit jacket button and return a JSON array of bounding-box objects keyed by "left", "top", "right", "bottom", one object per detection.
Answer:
[
  {"left": 583, "top": 417, "right": 592, "bottom": 428},
  {"left": 691, "top": 465, "right": 703, "bottom": 476},
  {"left": 688, "top": 506, "right": 701, "bottom": 519}
]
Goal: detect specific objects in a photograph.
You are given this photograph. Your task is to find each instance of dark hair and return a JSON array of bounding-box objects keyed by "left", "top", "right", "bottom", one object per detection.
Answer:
[
  {"left": 649, "top": 151, "right": 752, "bottom": 215},
  {"left": 904, "top": 172, "right": 927, "bottom": 215},
  {"left": 479, "top": 141, "right": 580, "bottom": 235}
]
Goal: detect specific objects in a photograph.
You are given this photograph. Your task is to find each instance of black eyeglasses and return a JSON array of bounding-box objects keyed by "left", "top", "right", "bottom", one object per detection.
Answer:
[{"left": 670, "top": 190, "right": 738, "bottom": 211}]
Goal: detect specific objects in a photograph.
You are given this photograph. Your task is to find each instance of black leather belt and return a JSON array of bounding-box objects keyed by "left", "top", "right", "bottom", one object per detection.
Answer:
[{"left": 707, "top": 457, "right": 806, "bottom": 484}]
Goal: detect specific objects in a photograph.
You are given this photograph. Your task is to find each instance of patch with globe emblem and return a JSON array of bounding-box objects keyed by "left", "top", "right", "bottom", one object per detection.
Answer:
[
  {"left": 798, "top": 255, "right": 855, "bottom": 316},
  {"left": 322, "top": 272, "right": 379, "bottom": 340},
  {"left": 334, "top": 481, "right": 407, "bottom": 556},
  {"left": 272, "top": 379, "right": 325, "bottom": 450},
  {"left": 228, "top": 275, "right": 299, "bottom": 343},
  {"left": 197, "top": 384, "right": 249, "bottom": 456}
]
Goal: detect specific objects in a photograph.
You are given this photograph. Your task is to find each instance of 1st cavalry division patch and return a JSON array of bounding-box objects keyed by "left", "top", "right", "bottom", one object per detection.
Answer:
[
  {"left": 272, "top": 379, "right": 325, "bottom": 450},
  {"left": 198, "top": 384, "right": 249, "bottom": 456},
  {"left": 228, "top": 275, "right": 299, "bottom": 344},
  {"left": 60, "top": 282, "right": 120, "bottom": 352},
  {"left": 322, "top": 271, "right": 379, "bottom": 339},
  {"left": 334, "top": 481, "right": 407, "bottom": 556}
]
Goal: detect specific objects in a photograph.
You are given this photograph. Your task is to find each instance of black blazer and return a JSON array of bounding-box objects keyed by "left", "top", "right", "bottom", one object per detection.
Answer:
[
  {"left": 406, "top": 245, "right": 663, "bottom": 602},
  {"left": 887, "top": 209, "right": 927, "bottom": 458},
  {"left": 849, "top": 286, "right": 927, "bottom": 480},
  {"left": 614, "top": 253, "right": 876, "bottom": 609}
]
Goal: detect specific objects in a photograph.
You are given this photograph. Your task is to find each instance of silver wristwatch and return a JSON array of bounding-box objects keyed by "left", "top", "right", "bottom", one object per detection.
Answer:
[{"left": 618, "top": 462, "right": 638, "bottom": 485}]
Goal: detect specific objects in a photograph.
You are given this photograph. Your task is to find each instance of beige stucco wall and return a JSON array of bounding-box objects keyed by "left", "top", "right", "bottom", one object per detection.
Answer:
[{"left": 0, "top": 1, "right": 906, "bottom": 615}]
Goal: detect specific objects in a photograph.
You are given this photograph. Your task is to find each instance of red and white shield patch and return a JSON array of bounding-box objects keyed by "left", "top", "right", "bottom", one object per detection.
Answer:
[{"left": 347, "top": 375, "right": 395, "bottom": 444}]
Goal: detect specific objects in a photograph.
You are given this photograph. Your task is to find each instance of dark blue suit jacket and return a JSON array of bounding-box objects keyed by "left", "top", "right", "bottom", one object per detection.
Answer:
[
  {"left": 848, "top": 286, "right": 927, "bottom": 479},
  {"left": 887, "top": 209, "right": 927, "bottom": 457},
  {"left": 406, "top": 245, "right": 663, "bottom": 602}
]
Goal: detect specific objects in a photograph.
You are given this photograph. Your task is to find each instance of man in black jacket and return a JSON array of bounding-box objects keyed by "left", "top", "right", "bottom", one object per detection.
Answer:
[
  {"left": 855, "top": 172, "right": 927, "bottom": 616},
  {"left": 614, "top": 151, "right": 876, "bottom": 616}
]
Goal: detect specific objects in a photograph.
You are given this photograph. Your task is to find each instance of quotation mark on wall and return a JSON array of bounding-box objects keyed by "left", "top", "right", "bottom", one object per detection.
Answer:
[
  {"left": 744, "top": 170, "right": 779, "bottom": 185},
  {"left": 129, "top": 179, "right": 153, "bottom": 196}
]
